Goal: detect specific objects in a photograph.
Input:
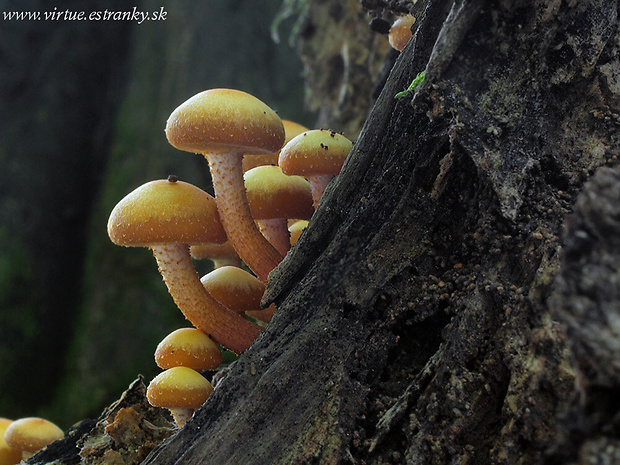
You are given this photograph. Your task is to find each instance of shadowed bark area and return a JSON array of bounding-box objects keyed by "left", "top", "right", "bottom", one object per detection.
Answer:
[{"left": 139, "top": 0, "right": 620, "bottom": 463}]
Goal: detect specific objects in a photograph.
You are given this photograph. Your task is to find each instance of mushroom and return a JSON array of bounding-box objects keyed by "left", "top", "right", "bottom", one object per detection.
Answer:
[
  {"left": 190, "top": 241, "right": 242, "bottom": 268},
  {"left": 288, "top": 219, "right": 309, "bottom": 246},
  {"left": 278, "top": 129, "right": 353, "bottom": 209},
  {"left": 244, "top": 165, "right": 314, "bottom": 255},
  {"left": 388, "top": 15, "right": 416, "bottom": 51},
  {"left": 155, "top": 327, "right": 223, "bottom": 371},
  {"left": 107, "top": 176, "right": 262, "bottom": 354},
  {"left": 201, "top": 266, "right": 276, "bottom": 323},
  {"left": 146, "top": 366, "right": 214, "bottom": 428},
  {"left": 165, "top": 88, "right": 286, "bottom": 282},
  {"left": 0, "top": 419, "right": 22, "bottom": 464},
  {"left": 242, "top": 119, "right": 309, "bottom": 172},
  {"left": 3, "top": 417, "right": 64, "bottom": 459}
]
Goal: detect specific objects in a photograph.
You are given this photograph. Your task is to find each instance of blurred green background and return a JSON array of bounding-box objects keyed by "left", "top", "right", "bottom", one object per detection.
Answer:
[{"left": 0, "top": 0, "right": 316, "bottom": 428}]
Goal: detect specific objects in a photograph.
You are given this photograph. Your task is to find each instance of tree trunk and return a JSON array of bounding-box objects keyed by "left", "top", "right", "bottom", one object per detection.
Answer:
[
  {"left": 28, "top": 0, "right": 620, "bottom": 463},
  {"left": 137, "top": 0, "right": 620, "bottom": 463}
]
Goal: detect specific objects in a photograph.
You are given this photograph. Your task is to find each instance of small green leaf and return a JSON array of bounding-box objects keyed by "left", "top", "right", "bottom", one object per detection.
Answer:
[{"left": 395, "top": 71, "right": 426, "bottom": 99}]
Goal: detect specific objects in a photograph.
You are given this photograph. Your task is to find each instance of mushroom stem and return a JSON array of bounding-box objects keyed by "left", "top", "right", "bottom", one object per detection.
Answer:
[
  {"left": 150, "top": 243, "right": 261, "bottom": 354},
  {"left": 205, "top": 153, "right": 284, "bottom": 282},
  {"left": 308, "top": 174, "right": 334, "bottom": 209},
  {"left": 257, "top": 218, "right": 291, "bottom": 255},
  {"left": 169, "top": 408, "right": 194, "bottom": 429}
]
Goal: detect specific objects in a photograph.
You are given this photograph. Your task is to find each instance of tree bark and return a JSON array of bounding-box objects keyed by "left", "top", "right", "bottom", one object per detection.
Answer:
[{"left": 138, "top": 0, "right": 620, "bottom": 463}]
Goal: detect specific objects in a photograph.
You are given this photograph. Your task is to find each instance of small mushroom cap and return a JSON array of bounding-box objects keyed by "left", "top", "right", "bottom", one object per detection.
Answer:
[
  {"left": 242, "top": 120, "right": 309, "bottom": 172},
  {"left": 244, "top": 165, "right": 314, "bottom": 220},
  {"left": 288, "top": 220, "right": 309, "bottom": 245},
  {"left": 3, "top": 417, "right": 64, "bottom": 454},
  {"left": 388, "top": 15, "right": 416, "bottom": 51},
  {"left": 165, "top": 88, "right": 285, "bottom": 155},
  {"left": 282, "top": 120, "right": 311, "bottom": 142},
  {"left": 190, "top": 241, "right": 239, "bottom": 261},
  {"left": 146, "top": 366, "right": 214, "bottom": 410},
  {"left": 201, "top": 266, "right": 265, "bottom": 312},
  {"left": 279, "top": 129, "right": 353, "bottom": 177},
  {"left": 0, "top": 419, "right": 22, "bottom": 464},
  {"left": 155, "top": 328, "right": 223, "bottom": 370},
  {"left": 108, "top": 178, "right": 227, "bottom": 247}
]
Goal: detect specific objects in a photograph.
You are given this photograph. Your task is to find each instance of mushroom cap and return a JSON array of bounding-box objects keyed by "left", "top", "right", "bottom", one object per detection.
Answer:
[
  {"left": 190, "top": 241, "right": 239, "bottom": 261},
  {"left": 288, "top": 220, "right": 309, "bottom": 245},
  {"left": 146, "top": 366, "right": 214, "bottom": 410},
  {"left": 155, "top": 328, "right": 223, "bottom": 371},
  {"left": 3, "top": 417, "right": 64, "bottom": 454},
  {"left": 201, "top": 266, "right": 265, "bottom": 312},
  {"left": 282, "top": 120, "right": 311, "bottom": 142},
  {"left": 165, "top": 88, "right": 285, "bottom": 155},
  {"left": 108, "top": 178, "right": 227, "bottom": 247},
  {"left": 0, "top": 419, "right": 22, "bottom": 464},
  {"left": 388, "top": 15, "right": 416, "bottom": 51},
  {"left": 244, "top": 165, "right": 314, "bottom": 220},
  {"left": 242, "top": 120, "right": 310, "bottom": 172},
  {"left": 278, "top": 129, "right": 353, "bottom": 177}
]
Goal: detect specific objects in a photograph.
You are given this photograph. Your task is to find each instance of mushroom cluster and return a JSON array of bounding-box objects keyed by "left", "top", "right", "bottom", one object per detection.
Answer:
[{"left": 107, "top": 88, "right": 353, "bottom": 427}]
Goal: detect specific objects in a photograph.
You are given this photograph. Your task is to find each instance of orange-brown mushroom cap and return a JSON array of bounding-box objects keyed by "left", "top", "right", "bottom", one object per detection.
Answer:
[
  {"left": 155, "top": 328, "right": 223, "bottom": 371},
  {"left": 202, "top": 266, "right": 277, "bottom": 322},
  {"left": 190, "top": 242, "right": 238, "bottom": 261},
  {"left": 0, "top": 419, "right": 22, "bottom": 464},
  {"left": 107, "top": 178, "right": 227, "bottom": 247},
  {"left": 3, "top": 417, "right": 64, "bottom": 454},
  {"left": 388, "top": 15, "right": 416, "bottom": 51},
  {"left": 242, "top": 119, "right": 310, "bottom": 172},
  {"left": 146, "top": 367, "right": 214, "bottom": 411},
  {"left": 165, "top": 88, "right": 285, "bottom": 155},
  {"left": 201, "top": 266, "right": 266, "bottom": 312},
  {"left": 190, "top": 241, "right": 242, "bottom": 268},
  {"left": 244, "top": 165, "right": 314, "bottom": 221},
  {"left": 279, "top": 129, "right": 353, "bottom": 177},
  {"left": 289, "top": 220, "right": 309, "bottom": 246}
]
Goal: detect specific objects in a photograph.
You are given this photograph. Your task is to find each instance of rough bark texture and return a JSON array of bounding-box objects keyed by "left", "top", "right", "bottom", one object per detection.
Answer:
[
  {"left": 24, "top": 0, "right": 620, "bottom": 463},
  {"left": 136, "top": 0, "right": 620, "bottom": 463}
]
